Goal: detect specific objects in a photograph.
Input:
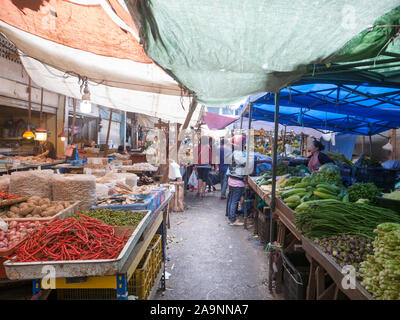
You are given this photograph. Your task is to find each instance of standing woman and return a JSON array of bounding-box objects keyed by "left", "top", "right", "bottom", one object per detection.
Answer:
[
  {"left": 307, "top": 140, "right": 334, "bottom": 172},
  {"left": 196, "top": 135, "right": 212, "bottom": 198}
]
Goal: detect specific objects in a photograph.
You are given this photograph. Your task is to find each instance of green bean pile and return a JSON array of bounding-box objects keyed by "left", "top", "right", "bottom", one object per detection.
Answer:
[
  {"left": 78, "top": 209, "right": 147, "bottom": 226},
  {"left": 294, "top": 200, "right": 400, "bottom": 239}
]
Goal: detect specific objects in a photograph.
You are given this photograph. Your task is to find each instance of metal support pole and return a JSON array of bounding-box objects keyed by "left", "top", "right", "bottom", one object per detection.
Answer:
[
  {"left": 268, "top": 92, "right": 280, "bottom": 293},
  {"left": 270, "top": 92, "right": 280, "bottom": 222},
  {"left": 283, "top": 125, "right": 287, "bottom": 157},
  {"left": 70, "top": 99, "right": 77, "bottom": 144},
  {"left": 104, "top": 108, "right": 113, "bottom": 157},
  {"left": 121, "top": 111, "right": 127, "bottom": 149},
  {"left": 244, "top": 103, "right": 253, "bottom": 229}
]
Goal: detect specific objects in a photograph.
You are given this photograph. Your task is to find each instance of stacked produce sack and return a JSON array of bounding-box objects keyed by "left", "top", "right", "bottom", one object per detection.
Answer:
[
  {"left": 9, "top": 170, "right": 54, "bottom": 199},
  {"left": 0, "top": 176, "right": 10, "bottom": 192},
  {"left": 52, "top": 174, "right": 96, "bottom": 211}
]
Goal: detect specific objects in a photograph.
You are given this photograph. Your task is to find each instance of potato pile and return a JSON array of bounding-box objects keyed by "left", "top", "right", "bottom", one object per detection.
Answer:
[{"left": 1, "top": 196, "right": 71, "bottom": 219}]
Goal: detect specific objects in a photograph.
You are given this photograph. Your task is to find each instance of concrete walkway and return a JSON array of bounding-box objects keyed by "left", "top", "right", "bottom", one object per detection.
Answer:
[{"left": 155, "top": 190, "right": 282, "bottom": 300}]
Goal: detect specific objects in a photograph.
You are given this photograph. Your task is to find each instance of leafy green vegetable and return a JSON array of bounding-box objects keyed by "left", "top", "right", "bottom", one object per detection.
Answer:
[
  {"left": 325, "top": 151, "right": 353, "bottom": 166},
  {"left": 347, "top": 182, "right": 382, "bottom": 203},
  {"left": 300, "top": 164, "right": 342, "bottom": 186}
]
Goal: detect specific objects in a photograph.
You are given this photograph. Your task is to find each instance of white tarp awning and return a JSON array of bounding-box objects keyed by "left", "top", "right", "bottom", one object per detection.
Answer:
[{"left": 19, "top": 53, "right": 201, "bottom": 125}]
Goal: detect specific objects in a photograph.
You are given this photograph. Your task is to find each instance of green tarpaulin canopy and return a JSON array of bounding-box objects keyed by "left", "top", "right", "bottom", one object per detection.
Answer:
[{"left": 130, "top": 1, "right": 400, "bottom": 106}]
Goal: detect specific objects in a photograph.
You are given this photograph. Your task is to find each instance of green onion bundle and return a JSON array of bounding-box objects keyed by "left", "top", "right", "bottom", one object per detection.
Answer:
[{"left": 294, "top": 200, "right": 400, "bottom": 239}]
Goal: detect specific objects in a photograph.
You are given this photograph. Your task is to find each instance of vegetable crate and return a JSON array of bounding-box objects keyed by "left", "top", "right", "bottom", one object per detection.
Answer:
[
  {"left": 337, "top": 163, "right": 353, "bottom": 187},
  {"left": 57, "top": 289, "right": 116, "bottom": 300},
  {"left": 353, "top": 167, "right": 399, "bottom": 192},
  {"left": 128, "top": 249, "right": 153, "bottom": 300},
  {"left": 149, "top": 234, "right": 162, "bottom": 276},
  {"left": 375, "top": 196, "right": 400, "bottom": 214},
  {"left": 282, "top": 252, "right": 310, "bottom": 300}
]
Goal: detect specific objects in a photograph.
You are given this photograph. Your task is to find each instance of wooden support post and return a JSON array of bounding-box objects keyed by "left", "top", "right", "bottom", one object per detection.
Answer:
[
  {"left": 306, "top": 259, "right": 317, "bottom": 300},
  {"left": 104, "top": 108, "right": 113, "bottom": 157},
  {"left": 319, "top": 283, "right": 337, "bottom": 300},
  {"left": 155, "top": 119, "right": 171, "bottom": 183},
  {"left": 391, "top": 129, "right": 397, "bottom": 160},
  {"left": 315, "top": 266, "right": 325, "bottom": 300},
  {"left": 275, "top": 253, "right": 283, "bottom": 294}
]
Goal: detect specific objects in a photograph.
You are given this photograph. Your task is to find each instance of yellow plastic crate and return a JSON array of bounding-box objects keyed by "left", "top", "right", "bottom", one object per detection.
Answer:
[
  {"left": 149, "top": 234, "right": 162, "bottom": 276},
  {"left": 128, "top": 249, "right": 153, "bottom": 300},
  {"left": 57, "top": 289, "right": 116, "bottom": 300}
]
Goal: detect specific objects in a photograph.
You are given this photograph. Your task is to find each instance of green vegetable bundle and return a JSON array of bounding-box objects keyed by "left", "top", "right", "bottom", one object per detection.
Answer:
[
  {"left": 347, "top": 182, "right": 382, "bottom": 203},
  {"left": 79, "top": 209, "right": 147, "bottom": 226},
  {"left": 294, "top": 201, "right": 400, "bottom": 239},
  {"left": 325, "top": 151, "right": 354, "bottom": 167},
  {"left": 281, "top": 176, "right": 303, "bottom": 188},
  {"left": 360, "top": 223, "right": 400, "bottom": 300},
  {"left": 300, "top": 163, "right": 343, "bottom": 186}
]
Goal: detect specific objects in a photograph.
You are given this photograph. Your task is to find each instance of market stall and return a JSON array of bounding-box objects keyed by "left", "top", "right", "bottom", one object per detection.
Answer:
[
  {"left": 247, "top": 146, "right": 400, "bottom": 300},
  {"left": 238, "top": 81, "right": 400, "bottom": 300},
  {"left": 0, "top": 166, "right": 175, "bottom": 300}
]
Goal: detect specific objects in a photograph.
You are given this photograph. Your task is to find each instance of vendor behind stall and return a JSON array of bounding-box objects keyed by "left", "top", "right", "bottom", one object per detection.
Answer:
[
  {"left": 307, "top": 140, "right": 333, "bottom": 172},
  {"left": 33, "top": 139, "right": 57, "bottom": 160}
]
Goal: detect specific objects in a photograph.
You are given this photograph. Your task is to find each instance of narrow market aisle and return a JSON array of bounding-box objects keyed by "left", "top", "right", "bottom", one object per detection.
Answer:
[{"left": 155, "top": 190, "right": 282, "bottom": 300}]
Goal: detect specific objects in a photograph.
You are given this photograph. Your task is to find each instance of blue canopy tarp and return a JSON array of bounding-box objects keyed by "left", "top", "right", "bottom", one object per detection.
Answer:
[{"left": 240, "top": 83, "right": 400, "bottom": 135}]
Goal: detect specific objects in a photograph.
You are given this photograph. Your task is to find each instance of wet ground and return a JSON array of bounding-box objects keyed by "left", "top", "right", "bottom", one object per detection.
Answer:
[{"left": 155, "top": 189, "right": 282, "bottom": 300}]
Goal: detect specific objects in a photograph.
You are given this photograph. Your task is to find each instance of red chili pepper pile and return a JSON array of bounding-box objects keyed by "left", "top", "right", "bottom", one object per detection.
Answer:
[
  {"left": 0, "top": 191, "right": 20, "bottom": 201},
  {"left": 8, "top": 214, "right": 129, "bottom": 262}
]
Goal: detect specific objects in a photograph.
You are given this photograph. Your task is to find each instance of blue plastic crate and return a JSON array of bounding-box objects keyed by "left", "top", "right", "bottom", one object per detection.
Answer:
[{"left": 91, "top": 194, "right": 156, "bottom": 213}]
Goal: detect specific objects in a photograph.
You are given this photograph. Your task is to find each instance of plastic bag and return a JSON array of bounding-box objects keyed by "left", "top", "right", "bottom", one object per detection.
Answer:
[
  {"left": 169, "top": 161, "right": 182, "bottom": 180},
  {"left": 0, "top": 218, "right": 8, "bottom": 232},
  {"left": 188, "top": 170, "right": 198, "bottom": 187}
]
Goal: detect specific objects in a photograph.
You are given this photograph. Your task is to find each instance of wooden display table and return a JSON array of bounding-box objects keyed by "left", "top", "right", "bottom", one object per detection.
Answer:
[{"left": 247, "top": 177, "right": 374, "bottom": 300}]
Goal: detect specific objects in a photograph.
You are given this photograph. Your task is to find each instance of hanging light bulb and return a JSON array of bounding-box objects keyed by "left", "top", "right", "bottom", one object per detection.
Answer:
[
  {"left": 35, "top": 127, "right": 47, "bottom": 141},
  {"left": 58, "top": 132, "right": 67, "bottom": 142},
  {"left": 23, "top": 130, "right": 35, "bottom": 139},
  {"left": 35, "top": 88, "right": 48, "bottom": 141},
  {"left": 80, "top": 81, "right": 91, "bottom": 113},
  {"left": 23, "top": 77, "right": 35, "bottom": 139}
]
